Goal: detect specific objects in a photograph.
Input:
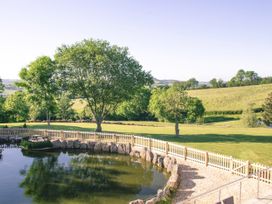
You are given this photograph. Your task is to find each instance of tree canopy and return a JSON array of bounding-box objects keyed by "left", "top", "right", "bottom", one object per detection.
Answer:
[
  {"left": 262, "top": 92, "right": 272, "bottom": 126},
  {"left": 17, "top": 56, "right": 57, "bottom": 126},
  {"left": 55, "top": 39, "right": 153, "bottom": 131},
  {"left": 149, "top": 83, "right": 204, "bottom": 136}
]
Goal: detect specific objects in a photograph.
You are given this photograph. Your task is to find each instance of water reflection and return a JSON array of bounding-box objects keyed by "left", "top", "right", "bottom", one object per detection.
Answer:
[{"left": 19, "top": 151, "right": 165, "bottom": 204}]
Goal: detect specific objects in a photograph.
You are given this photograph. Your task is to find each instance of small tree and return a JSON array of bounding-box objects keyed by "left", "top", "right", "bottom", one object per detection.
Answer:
[
  {"left": 262, "top": 92, "right": 272, "bottom": 126},
  {"left": 241, "top": 104, "right": 258, "bottom": 127},
  {"left": 4, "top": 91, "right": 29, "bottom": 122},
  {"left": 17, "top": 56, "right": 57, "bottom": 126},
  {"left": 149, "top": 83, "right": 196, "bottom": 136}
]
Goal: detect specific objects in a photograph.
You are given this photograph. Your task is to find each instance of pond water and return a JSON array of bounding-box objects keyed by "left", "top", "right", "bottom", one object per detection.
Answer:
[{"left": 0, "top": 146, "right": 169, "bottom": 204}]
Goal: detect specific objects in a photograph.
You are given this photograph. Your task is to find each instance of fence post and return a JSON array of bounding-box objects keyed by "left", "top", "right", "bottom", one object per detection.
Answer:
[
  {"left": 114, "top": 134, "right": 118, "bottom": 144},
  {"left": 165, "top": 142, "right": 169, "bottom": 155},
  {"left": 131, "top": 135, "right": 135, "bottom": 146},
  {"left": 205, "top": 152, "right": 209, "bottom": 167},
  {"left": 184, "top": 147, "right": 187, "bottom": 160},
  {"left": 148, "top": 138, "right": 152, "bottom": 150},
  {"left": 245, "top": 160, "right": 250, "bottom": 177},
  {"left": 229, "top": 156, "right": 233, "bottom": 173},
  {"left": 61, "top": 131, "right": 64, "bottom": 140}
]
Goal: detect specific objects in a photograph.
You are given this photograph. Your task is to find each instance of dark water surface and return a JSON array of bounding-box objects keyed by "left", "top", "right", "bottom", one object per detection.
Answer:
[{"left": 0, "top": 147, "right": 168, "bottom": 204}]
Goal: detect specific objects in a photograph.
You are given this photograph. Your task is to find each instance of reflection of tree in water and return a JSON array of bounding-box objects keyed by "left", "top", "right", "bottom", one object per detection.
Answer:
[{"left": 20, "top": 152, "right": 153, "bottom": 203}]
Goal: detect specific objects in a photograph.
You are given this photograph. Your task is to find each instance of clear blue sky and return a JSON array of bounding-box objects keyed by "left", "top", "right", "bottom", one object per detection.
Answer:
[{"left": 0, "top": 0, "right": 271, "bottom": 81}]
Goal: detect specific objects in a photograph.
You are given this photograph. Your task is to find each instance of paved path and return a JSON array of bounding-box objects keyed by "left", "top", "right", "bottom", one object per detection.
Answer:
[{"left": 173, "top": 159, "right": 272, "bottom": 204}]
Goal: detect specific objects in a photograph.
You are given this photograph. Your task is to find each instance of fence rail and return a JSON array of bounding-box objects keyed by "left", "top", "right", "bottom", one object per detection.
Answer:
[{"left": 0, "top": 128, "right": 271, "bottom": 184}]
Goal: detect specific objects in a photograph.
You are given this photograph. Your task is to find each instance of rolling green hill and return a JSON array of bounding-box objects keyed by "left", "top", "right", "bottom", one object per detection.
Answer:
[
  {"left": 188, "top": 84, "right": 272, "bottom": 112},
  {"left": 73, "top": 84, "right": 272, "bottom": 113}
]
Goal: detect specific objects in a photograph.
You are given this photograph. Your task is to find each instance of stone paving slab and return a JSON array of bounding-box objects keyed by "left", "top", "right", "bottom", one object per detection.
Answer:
[{"left": 173, "top": 159, "right": 272, "bottom": 204}]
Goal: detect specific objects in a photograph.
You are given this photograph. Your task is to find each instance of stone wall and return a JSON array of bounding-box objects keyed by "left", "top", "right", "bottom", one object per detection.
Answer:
[{"left": 51, "top": 139, "right": 182, "bottom": 204}]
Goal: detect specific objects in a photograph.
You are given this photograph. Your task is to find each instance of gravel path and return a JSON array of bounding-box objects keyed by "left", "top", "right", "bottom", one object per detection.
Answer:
[{"left": 173, "top": 159, "right": 272, "bottom": 204}]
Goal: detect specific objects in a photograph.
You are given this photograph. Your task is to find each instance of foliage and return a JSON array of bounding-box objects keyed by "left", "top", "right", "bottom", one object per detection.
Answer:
[
  {"left": 227, "top": 69, "right": 261, "bottom": 87},
  {"left": 188, "top": 83, "right": 272, "bottom": 112},
  {"left": 209, "top": 78, "right": 226, "bottom": 88},
  {"left": 186, "top": 97, "right": 205, "bottom": 123},
  {"left": 0, "top": 78, "right": 4, "bottom": 93},
  {"left": 17, "top": 56, "right": 57, "bottom": 126},
  {"left": 56, "top": 93, "right": 75, "bottom": 120},
  {"left": 241, "top": 104, "right": 258, "bottom": 127},
  {"left": 149, "top": 83, "right": 204, "bottom": 135},
  {"left": 262, "top": 92, "right": 272, "bottom": 126},
  {"left": 4, "top": 91, "right": 29, "bottom": 122},
  {"left": 20, "top": 140, "right": 53, "bottom": 150},
  {"left": 55, "top": 39, "right": 153, "bottom": 131},
  {"left": 115, "top": 87, "right": 153, "bottom": 120}
]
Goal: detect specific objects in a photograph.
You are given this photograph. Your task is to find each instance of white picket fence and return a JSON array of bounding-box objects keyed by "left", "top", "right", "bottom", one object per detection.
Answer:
[{"left": 0, "top": 128, "right": 271, "bottom": 184}]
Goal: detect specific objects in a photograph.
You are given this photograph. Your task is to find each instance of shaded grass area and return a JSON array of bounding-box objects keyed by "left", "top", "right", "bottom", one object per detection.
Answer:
[{"left": 1, "top": 120, "right": 272, "bottom": 165}]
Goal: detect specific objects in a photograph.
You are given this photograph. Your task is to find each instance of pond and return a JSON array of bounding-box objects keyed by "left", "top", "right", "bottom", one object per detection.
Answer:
[{"left": 0, "top": 146, "right": 169, "bottom": 204}]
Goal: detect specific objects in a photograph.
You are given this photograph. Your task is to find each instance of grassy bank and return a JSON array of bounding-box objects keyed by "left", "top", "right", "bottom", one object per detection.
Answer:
[
  {"left": 188, "top": 83, "right": 272, "bottom": 112},
  {"left": 1, "top": 119, "right": 272, "bottom": 166}
]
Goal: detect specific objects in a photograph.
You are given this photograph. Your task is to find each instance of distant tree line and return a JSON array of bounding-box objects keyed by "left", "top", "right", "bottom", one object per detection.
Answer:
[{"left": 173, "top": 70, "right": 272, "bottom": 90}]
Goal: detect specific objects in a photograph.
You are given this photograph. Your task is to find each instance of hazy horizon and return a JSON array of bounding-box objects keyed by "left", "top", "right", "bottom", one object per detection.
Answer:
[{"left": 0, "top": 0, "right": 272, "bottom": 81}]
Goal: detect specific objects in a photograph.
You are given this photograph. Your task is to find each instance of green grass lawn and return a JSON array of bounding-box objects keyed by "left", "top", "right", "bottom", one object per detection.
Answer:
[{"left": 1, "top": 118, "right": 272, "bottom": 166}]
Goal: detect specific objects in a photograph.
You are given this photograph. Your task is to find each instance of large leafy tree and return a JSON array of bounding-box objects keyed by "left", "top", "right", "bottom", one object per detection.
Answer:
[
  {"left": 55, "top": 39, "right": 153, "bottom": 132},
  {"left": 262, "top": 92, "right": 272, "bottom": 126},
  {"left": 149, "top": 83, "right": 204, "bottom": 136},
  {"left": 17, "top": 56, "right": 57, "bottom": 126},
  {"left": 4, "top": 91, "right": 29, "bottom": 122}
]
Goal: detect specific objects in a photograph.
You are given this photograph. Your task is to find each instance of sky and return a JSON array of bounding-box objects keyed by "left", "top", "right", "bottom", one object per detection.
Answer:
[{"left": 0, "top": 0, "right": 272, "bottom": 81}]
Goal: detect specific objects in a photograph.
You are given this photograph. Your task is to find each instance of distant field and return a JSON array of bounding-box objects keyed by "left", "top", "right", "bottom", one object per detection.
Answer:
[
  {"left": 1, "top": 119, "right": 272, "bottom": 166},
  {"left": 72, "top": 84, "right": 272, "bottom": 113},
  {"left": 188, "top": 84, "right": 272, "bottom": 112}
]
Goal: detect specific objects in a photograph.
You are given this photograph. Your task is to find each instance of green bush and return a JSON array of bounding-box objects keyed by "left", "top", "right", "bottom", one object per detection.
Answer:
[
  {"left": 242, "top": 105, "right": 258, "bottom": 127},
  {"left": 20, "top": 140, "right": 53, "bottom": 150}
]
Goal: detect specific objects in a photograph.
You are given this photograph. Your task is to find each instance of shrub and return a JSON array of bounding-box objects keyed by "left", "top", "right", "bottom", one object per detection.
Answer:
[
  {"left": 20, "top": 140, "right": 53, "bottom": 150},
  {"left": 241, "top": 105, "right": 258, "bottom": 127}
]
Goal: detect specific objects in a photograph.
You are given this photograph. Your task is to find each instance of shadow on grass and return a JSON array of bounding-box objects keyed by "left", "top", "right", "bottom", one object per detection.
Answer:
[{"left": 204, "top": 116, "right": 239, "bottom": 123}]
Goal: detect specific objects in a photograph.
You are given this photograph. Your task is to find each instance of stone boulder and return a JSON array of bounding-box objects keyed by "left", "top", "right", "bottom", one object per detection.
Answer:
[
  {"left": 74, "top": 140, "right": 81, "bottom": 149},
  {"left": 51, "top": 139, "right": 61, "bottom": 148},
  {"left": 60, "top": 140, "right": 67, "bottom": 148},
  {"left": 157, "top": 156, "right": 164, "bottom": 168},
  {"left": 87, "top": 142, "right": 96, "bottom": 151},
  {"left": 166, "top": 174, "right": 180, "bottom": 189},
  {"left": 152, "top": 153, "right": 158, "bottom": 165},
  {"left": 129, "top": 199, "right": 144, "bottom": 204},
  {"left": 80, "top": 142, "right": 88, "bottom": 149},
  {"left": 102, "top": 143, "right": 110, "bottom": 152},
  {"left": 94, "top": 142, "right": 102, "bottom": 152},
  {"left": 145, "top": 150, "right": 153, "bottom": 162},
  {"left": 110, "top": 143, "right": 118, "bottom": 153},
  {"left": 67, "top": 140, "right": 74, "bottom": 149},
  {"left": 145, "top": 197, "right": 158, "bottom": 204},
  {"left": 163, "top": 156, "right": 171, "bottom": 169},
  {"left": 140, "top": 147, "right": 147, "bottom": 160},
  {"left": 166, "top": 158, "right": 177, "bottom": 173},
  {"left": 171, "top": 164, "right": 182, "bottom": 176},
  {"left": 125, "top": 143, "right": 131, "bottom": 154},
  {"left": 117, "top": 144, "right": 126, "bottom": 154},
  {"left": 157, "top": 189, "right": 164, "bottom": 199}
]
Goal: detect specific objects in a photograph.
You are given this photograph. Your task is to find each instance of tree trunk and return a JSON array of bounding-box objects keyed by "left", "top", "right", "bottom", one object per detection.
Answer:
[
  {"left": 95, "top": 116, "right": 103, "bottom": 132},
  {"left": 175, "top": 119, "right": 179, "bottom": 136},
  {"left": 47, "top": 110, "right": 51, "bottom": 127}
]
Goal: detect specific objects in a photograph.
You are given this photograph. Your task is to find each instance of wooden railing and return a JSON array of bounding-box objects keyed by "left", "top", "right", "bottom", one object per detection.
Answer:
[{"left": 0, "top": 128, "right": 271, "bottom": 184}]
